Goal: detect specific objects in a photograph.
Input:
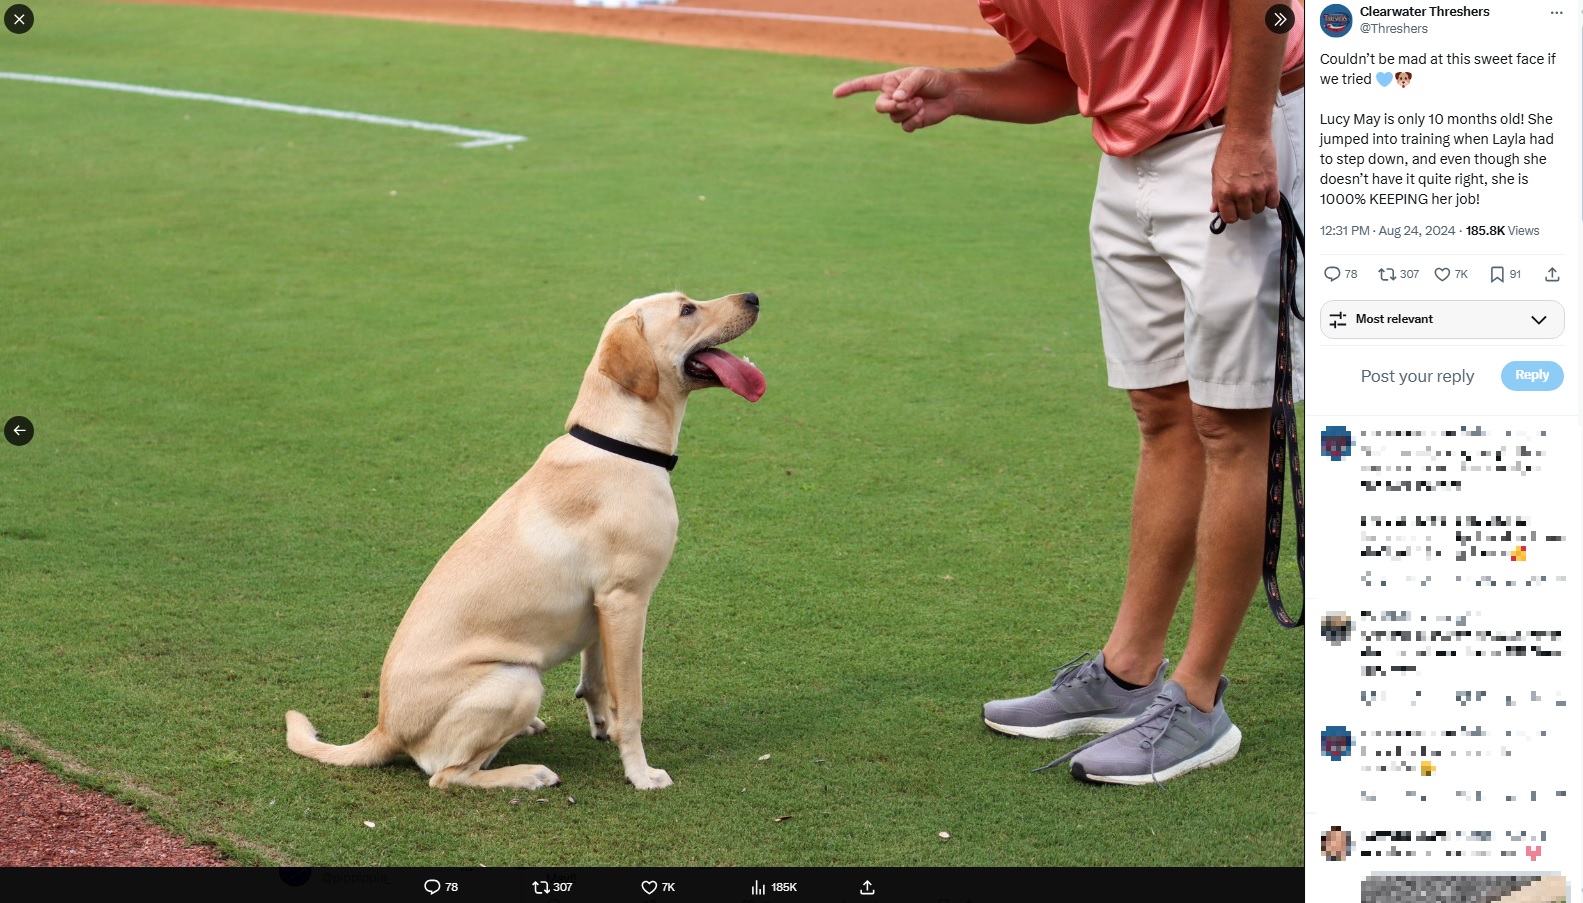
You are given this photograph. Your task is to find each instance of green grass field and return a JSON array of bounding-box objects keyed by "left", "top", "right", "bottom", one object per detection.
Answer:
[{"left": 0, "top": 1, "right": 1303, "bottom": 866}]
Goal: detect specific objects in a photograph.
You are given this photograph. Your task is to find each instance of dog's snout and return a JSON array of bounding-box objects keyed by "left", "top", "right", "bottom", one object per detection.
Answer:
[{"left": 741, "top": 292, "right": 759, "bottom": 308}]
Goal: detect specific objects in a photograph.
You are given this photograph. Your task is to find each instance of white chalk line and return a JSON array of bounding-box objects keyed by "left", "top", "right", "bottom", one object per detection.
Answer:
[
  {"left": 481, "top": 0, "right": 1001, "bottom": 36},
  {"left": 0, "top": 72, "right": 526, "bottom": 148}
]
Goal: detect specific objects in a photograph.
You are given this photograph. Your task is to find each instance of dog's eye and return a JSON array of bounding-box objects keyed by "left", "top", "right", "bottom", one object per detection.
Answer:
[{"left": 680, "top": 303, "right": 697, "bottom": 316}]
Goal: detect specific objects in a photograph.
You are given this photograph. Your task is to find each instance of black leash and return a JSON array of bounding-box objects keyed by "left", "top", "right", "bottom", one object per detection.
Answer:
[
  {"left": 568, "top": 425, "right": 678, "bottom": 471},
  {"left": 1211, "top": 195, "right": 1305, "bottom": 628}
]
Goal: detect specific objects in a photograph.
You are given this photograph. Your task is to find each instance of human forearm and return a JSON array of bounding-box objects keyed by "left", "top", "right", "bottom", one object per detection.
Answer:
[
  {"left": 947, "top": 55, "right": 1080, "bottom": 125},
  {"left": 833, "top": 41, "right": 1078, "bottom": 133},
  {"left": 1223, "top": 0, "right": 1286, "bottom": 137},
  {"left": 1211, "top": 0, "right": 1289, "bottom": 221}
]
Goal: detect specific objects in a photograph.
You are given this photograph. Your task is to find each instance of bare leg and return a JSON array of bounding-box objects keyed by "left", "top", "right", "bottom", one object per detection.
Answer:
[
  {"left": 1169, "top": 403, "right": 1269, "bottom": 712},
  {"left": 1101, "top": 384, "right": 1204, "bottom": 686}
]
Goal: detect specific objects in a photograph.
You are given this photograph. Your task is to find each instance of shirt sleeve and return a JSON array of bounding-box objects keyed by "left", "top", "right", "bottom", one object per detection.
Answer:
[{"left": 978, "top": 0, "right": 1039, "bottom": 54}]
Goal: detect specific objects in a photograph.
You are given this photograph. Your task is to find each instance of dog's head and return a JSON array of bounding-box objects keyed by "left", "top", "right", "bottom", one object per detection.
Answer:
[
  {"left": 1395, "top": 71, "right": 1411, "bottom": 87},
  {"left": 594, "top": 291, "right": 765, "bottom": 403}
]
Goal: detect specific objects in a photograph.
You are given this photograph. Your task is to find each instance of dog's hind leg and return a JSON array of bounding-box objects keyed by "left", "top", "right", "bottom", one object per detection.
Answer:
[
  {"left": 418, "top": 664, "right": 560, "bottom": 790},
  {"left": 434, "top": 759, "right": 559, "bottom": 790},
  {"left": 576, "top": 639, "right": 612, "bottom": 741}
]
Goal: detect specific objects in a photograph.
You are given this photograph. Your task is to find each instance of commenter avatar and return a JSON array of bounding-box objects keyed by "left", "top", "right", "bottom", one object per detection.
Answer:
[{"left": 1322, "top": 826, "right": 1352, "bottom": 861}]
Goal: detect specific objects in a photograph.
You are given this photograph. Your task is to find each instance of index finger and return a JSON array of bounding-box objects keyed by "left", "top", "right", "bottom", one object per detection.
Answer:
[{"left": 833, "top": 73, "right": 888, "bottom": 98}]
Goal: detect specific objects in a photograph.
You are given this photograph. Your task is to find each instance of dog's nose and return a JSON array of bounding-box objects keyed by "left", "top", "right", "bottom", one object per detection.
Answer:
[{"left": 742, "top": 292, "right": 759, "bottom": 308}]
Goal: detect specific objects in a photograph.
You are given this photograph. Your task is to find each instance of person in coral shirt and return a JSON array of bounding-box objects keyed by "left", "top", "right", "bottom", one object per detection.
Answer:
[{"left": 835, "top": 0, "right": 1304, "bottom": 785}]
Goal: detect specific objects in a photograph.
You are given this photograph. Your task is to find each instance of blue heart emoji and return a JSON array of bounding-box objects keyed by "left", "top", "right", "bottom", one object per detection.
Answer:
[{"left": 1376, "top": 71, "right": 1391, "bottom": 86}]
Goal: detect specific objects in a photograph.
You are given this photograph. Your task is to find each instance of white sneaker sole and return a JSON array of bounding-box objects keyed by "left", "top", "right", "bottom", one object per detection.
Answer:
[
  {"left": 983, "top": 714, "right": 1139, "bottom": 741},
  {"left": 1073, "top": 725, "right": 1243, "bottom": 785}
]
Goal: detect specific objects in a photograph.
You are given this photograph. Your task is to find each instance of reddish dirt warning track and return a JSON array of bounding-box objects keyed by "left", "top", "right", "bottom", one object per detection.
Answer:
[
  {"left": 117, "top": 0, "right": 1015, "bottom": 68},
  {"left": 12, "top": 0, "right": 1017, "bottom": 868},
  {"left": 0, "top": 748, "right": 229, "bottom": 866}
]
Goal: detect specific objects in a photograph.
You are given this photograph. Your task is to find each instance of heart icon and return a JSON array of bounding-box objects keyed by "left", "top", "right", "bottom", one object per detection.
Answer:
[
  {"left": 1434, "top": 268, "right": 1450, "bottom": 281},
  {"left": 1376, "top": 71, "right": 1391, "bottom": 87},
  {"left": 642, "top": 881, "right": 658, "bottom": 895}
]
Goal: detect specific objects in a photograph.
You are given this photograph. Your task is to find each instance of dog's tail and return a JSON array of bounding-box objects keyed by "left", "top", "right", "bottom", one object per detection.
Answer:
[{"left": 286, "top": 710, "right": 401, "bottom": 767}]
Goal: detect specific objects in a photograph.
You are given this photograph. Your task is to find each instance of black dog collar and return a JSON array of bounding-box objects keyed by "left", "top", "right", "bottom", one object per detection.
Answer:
[{"left": 568, "top": 425, "right": 678, "bottom": 471}]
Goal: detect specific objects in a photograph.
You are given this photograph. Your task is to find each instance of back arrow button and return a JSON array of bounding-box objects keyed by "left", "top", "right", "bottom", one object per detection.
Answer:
[{"left": 5, "top": 415, "right": 33, "bottom": 446}]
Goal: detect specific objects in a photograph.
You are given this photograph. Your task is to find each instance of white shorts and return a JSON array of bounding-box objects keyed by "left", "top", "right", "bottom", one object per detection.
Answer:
[{"left": 1089, "top": 88, "right": 1304, "bottom": 409}]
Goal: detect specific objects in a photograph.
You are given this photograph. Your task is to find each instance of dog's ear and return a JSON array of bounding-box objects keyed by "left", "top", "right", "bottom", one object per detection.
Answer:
[{"left": 598, "top": 314, "right": 660, "bottom": 401}]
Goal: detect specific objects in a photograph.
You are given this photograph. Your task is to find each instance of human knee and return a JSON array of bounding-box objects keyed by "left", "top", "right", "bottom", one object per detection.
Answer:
[
  {"left": 1192, "top": 405, "right": 1266, "bottom": 462},
  {"left": 1128, "top": 385, "right": 1194, "bottom": 443}
]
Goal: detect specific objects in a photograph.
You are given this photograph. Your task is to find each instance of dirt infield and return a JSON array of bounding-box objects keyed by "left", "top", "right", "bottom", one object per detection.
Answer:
[{"left": 117, "top": 0, "right": 1014, "bottom": 68}]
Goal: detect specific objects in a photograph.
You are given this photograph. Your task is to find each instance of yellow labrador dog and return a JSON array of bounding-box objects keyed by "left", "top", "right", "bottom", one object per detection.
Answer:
[{"left": 286, "top": 291, "right": 764, "bottom": 790}]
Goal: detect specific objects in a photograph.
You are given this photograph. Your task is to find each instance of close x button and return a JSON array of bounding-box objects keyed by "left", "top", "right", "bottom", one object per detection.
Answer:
[{"left": 5, "top": 4, "right": 33, "bottom": 35}]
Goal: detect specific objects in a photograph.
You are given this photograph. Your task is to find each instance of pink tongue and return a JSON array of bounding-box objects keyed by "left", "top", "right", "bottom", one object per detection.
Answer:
[{"left": 691, "top": 348, "right": 766, "bottom": 402}]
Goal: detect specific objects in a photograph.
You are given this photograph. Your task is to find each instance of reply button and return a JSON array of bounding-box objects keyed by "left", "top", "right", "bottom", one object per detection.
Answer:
[{"left": 1501, "top": 361, "right": 1564, "bottom": 391}]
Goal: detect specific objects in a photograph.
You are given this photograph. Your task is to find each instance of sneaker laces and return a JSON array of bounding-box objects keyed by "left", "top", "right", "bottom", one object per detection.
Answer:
[
  {"left": 1046, "top": 651, "right": 1098, "bottom": 691},
  {"left": 1034, "top": 692, "right": 1186, "bottom": 790},
  {"left": 1137, "top": 698, "right": 1190, "bottom": 789}
]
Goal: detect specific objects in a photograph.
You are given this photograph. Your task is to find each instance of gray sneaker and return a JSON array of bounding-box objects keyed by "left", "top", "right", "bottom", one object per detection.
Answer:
[
  {"left": 982, "top": 651, "right": 1167, "bottom": 740},
  {"left": 1039, "top": 676, "right": 1242, "bottom": 786}
]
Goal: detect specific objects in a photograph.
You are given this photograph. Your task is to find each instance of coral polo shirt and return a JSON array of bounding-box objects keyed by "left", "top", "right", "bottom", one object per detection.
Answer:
[{"left": 978, "top": 1, "right": 1305, "bottom": 156}]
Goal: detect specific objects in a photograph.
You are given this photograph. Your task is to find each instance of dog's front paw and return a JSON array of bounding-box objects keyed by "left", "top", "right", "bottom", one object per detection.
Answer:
[
  {"left": 518, "top": 718, "right": 548, "bottom": 737},
  {"left": 626, "top": 767, "right": 672, "bottom": 790}
]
